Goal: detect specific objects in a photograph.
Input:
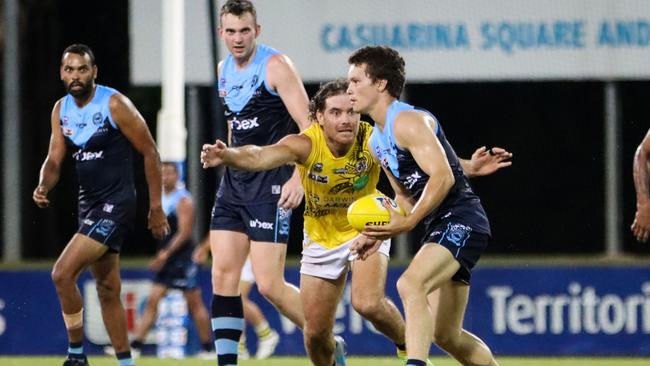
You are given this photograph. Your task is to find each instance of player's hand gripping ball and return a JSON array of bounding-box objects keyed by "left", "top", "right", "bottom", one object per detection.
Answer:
[{"left": 347, "top": 193, "right": 405, "bottom": 232}]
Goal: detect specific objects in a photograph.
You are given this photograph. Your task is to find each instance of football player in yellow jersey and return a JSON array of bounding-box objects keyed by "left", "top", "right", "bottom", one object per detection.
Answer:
[{"left": 201, "top": 79, "right": 512, "bottom": 366}]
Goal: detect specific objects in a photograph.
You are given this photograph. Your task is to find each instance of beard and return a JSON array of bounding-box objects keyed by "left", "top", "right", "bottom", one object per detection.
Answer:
[{"left": 65, "top": 80, "right": 93, "bottom": 99}]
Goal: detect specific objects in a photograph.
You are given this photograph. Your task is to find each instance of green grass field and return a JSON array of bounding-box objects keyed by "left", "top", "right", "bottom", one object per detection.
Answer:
[{"left": 0, "top": 356, "right": 648, "bottom": 366}]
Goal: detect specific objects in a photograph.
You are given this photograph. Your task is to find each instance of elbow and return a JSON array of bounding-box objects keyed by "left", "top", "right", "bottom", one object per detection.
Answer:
[{"left": 443, "top": 170, "right": 455, "bottom": 193}]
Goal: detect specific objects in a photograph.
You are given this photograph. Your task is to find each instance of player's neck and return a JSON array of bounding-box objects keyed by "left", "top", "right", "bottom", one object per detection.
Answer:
[
  {"left": 72, "top": 84, "right": 97, "bottom": 108},
  {"left": 368, "top": 96, "right": 396, "bottom": 130}
]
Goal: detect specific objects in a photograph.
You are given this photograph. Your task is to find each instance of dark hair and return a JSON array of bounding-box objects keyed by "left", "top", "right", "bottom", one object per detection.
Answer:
[
  {"left": 348, "top": 46, "right": 405, "bottom": 98},
  {"left": 162, "top": 161, "right": 179, "bottom": 172},
  {"left": 220, "top": 0, "right": 257, "bottom": 24},
  {"left": 62, "top": 44, "right": 96, "bottom": 66},
  {"left": 308, "top": 79, "right": 349, "bottom": 122}
]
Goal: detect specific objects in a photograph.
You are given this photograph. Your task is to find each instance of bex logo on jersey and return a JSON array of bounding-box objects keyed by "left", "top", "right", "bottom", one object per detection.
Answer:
[
  {"left": 73, "top": 150, "right": 104, "bottom": 161},
  {"left": 231, "top": 117, "right": 260, "bottom": 131},
  {"left": 249, "top": 219, "right": 273, "bottom": 230}
]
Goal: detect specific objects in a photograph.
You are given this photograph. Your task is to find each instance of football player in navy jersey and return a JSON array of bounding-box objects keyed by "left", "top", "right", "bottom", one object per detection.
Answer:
[
  {"left": 33, "top": 44, "right": 169, "bottom": 366},
  {"left": 205, "top": 1, "right": 314, "bottom": 365},
  {"left": 348, "top": 46, "right": 500, "bottom": 366}
]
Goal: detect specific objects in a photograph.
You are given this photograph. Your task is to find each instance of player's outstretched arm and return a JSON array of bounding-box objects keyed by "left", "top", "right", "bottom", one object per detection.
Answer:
[
  {"left": 110, "top": 93, "right": 169, "bottom": 240},
  {"left": 460, "top": 146, "right": 513, "bottom": 178},
  {"left": 34, "top": 100, "right": 67, "bottom": 208},
  {"left": 201, "top": 134, "right": 311, "bottom": 172},
  {"left": 632, "top": 129, "right": 650, "bottom": 242}
]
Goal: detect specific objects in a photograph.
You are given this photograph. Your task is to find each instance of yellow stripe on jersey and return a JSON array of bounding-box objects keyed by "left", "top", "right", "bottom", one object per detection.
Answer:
[{"left": 298, "top": 121, "right": 380, "bottom": 249}]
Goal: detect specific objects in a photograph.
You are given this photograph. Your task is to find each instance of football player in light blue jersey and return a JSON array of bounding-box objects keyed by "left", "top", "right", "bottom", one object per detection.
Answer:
[
  {"left": 206, "top": 1, "right": 313, "bottom": 366},
  {"left": 33, "top": 44, "right": 169, "bottom": 366},
  {"left": 348, "top": 46, "right": 501, "bottom": 366}
]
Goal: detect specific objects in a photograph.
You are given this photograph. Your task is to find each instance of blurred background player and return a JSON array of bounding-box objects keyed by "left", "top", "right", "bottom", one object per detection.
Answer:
[
  {"left": 194, "top": 243, "right": 280, "bottom": 359},
  {"left": 105, "top": 162, "right": 216, "bottom": 359},
  {"left": 207, "top": 1, "right": 312, "bottom": 364},
  {"left": 632, "top": 128, "right": 650, "bottom": 243},
  {"left": 33, "top": 44, "right": 170, "bottom": 366}
]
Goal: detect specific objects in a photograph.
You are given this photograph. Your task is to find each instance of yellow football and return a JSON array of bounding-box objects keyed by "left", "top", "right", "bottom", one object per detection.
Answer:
[{"left": 347, "top": 193, "right": 405, "bottom": 232}]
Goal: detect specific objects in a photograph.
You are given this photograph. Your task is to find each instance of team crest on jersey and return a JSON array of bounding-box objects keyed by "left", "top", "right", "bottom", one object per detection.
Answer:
[
  {"left": 62, "top": 116, "right": 69, "bottom": 126},
  {"left": 313, "top": 163, "right": 323, "bottom": 173},
  {"left": 250, "top": 75, "right": 259, "bottom": 87},
  {"left": 93, "top": 112, "right": 103, "bottom": 125}
]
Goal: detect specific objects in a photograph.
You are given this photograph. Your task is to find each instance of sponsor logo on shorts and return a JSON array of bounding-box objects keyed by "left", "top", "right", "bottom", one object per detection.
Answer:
[
  {"left": 249, "top": 219, "right": 273, "bottom": 230},
  {"left": 103, "top": 203, "right": 114, "bottom": 213},
  {"left": 83, "top": 219, "right": 95, "bottom": 226}
]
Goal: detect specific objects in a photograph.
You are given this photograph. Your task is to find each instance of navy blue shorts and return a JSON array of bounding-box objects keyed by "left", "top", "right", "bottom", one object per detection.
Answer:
[
  {"left": 78, "top": 206, "right": 132, "bottom": 253},
  {"left": 154, "top": 260, "right": 199, "bottom": 290},
  {"left": 210, "top": 197, "right": 292, "bottom": 243},
  {"left": 422, "top": 216, "right": 489, "bottom": 285}
]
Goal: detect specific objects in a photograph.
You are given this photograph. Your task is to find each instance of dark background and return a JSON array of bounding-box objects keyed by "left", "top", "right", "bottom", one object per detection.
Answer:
[{"left": 5, "top": 1, "right": 649, "bottom": 259}]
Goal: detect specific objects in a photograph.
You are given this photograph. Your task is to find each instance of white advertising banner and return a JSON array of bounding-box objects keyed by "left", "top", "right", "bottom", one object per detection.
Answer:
[{"left": 130, "top": 0, "right": 650, "bottom": 83}]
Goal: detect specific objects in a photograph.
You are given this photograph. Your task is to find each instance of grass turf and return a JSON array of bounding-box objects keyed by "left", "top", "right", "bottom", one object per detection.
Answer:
[{"left": 0, "top": 356, "right": 648, "bottom": 365}]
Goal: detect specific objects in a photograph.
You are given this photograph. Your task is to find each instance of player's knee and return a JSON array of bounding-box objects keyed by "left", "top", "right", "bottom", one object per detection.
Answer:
[
  {"left": 255, "top": 279, "right": 281, "bottom": 301},
  {"left": 431, "top": 329, "right": 458, "bottom": 350},
  {"left": 211, "top": 266, "right": 238, "bottom": 293},
  {"left": 95, "top": 278, "right": 120, "bottom": 302},
  {"left": 396, "top": 275, "right": 416, "bottom": 300},
  {"left": 351, "top": 295, "right": 381, "bottom": 318},
  {"left": 51, "top": 266, "right": 71, "bottom": 288},
  {"left": 303, "top": 323, "right": 331, "bottom": 345}
]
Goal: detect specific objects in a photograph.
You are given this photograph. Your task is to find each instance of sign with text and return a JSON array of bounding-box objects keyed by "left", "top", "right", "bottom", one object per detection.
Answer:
[
  {"left": 1, "top": 266, "right": 649, "bottom": 356},
  {"left": 131, "top": 0, "right": 650, "bottom": 83}
]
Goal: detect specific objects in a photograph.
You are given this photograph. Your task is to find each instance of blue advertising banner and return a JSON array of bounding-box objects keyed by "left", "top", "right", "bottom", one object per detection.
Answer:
[{"left": 1, "top": 266, "right": 649, "bottom": 356}]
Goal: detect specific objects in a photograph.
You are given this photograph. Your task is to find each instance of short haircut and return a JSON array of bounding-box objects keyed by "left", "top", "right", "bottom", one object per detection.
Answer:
[
  {"left": 220, "top": 0, "right": 257, "bottom": 24},
  {"left": 348, "top": 46, "right": 405, "bottom": 98},
  {"left": 308, "top": 78, "right": 349, "bottom": 122},
  {"left": 62, "top": 44, "right": 96, "bottom": 66},
  {"left": 162, "top": 161, "right": 179, "bottom": 172}
]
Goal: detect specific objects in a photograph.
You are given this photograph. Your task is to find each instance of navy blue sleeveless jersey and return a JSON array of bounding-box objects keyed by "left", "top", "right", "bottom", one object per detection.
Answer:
[
  {"left": 217, "top": 44, "right": 297, "bottom": 204},
  {"left": 369, "top": 100, "right": 490, "bottom": 235},
  {"left": 158, "top": 188, "right": 194, "bottom": 270},
  {"left": 59, "top": 85, "right": 136, "bottom": 222}
]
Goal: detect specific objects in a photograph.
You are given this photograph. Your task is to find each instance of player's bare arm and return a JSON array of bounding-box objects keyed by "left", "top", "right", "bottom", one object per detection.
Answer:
[
  {"left": 351, "top": 156, "right": 415, "bottom": 260},
  {"left": 460, "top": 146, "right": 513, "bottom": 178},
  {"left": 201, "top": 134, "right": 311, "bottom": 171},
  {"left": 150, "top": 196, "right": 194, "bottom": 271},
  {"left": 362, "top": 111, "right": 454, "bottom": 240},
  {"left": 33, "top": 100, "right": 67, "bottom": 208},
  {"left": 110, "top": 93, "right": 169, "bottom": 239},
  {"left": 632, "top": 129, "right": 650, "bottom": 242},
  {"left": 266, "top": 54, "right": 311, "bottom": 131},
  {"left": 266, "top": 54, "right": 311, "bottom": 208}
]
